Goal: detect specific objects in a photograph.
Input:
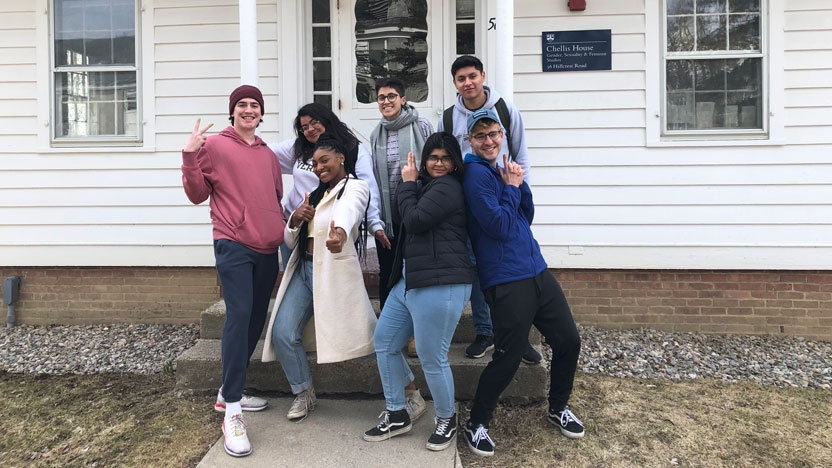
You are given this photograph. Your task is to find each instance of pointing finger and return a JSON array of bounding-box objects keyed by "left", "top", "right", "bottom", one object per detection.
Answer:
[
  {"left": 193, "top": 118, "right": 201, "bottom": 133},
  {"left": 200, "top": 122, "right": 214, "bottom": 135}
]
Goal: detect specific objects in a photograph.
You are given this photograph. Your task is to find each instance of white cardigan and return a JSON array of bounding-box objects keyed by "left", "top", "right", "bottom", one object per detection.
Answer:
[{"left": 261, "top": 176, "right": 377, "bottom": 364}]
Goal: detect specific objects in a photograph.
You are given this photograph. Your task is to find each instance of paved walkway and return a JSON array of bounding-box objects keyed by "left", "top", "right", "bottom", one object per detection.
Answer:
[{"left": 197, "top": 397, "right": 462, "bottom": 468}]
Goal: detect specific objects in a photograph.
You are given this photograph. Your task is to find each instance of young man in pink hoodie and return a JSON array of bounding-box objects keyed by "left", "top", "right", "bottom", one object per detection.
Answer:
[{"left": 181, "top": 85, "right": 285, "bottom": 458}]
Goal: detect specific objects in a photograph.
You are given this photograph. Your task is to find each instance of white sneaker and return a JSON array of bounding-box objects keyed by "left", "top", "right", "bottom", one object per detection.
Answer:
[
  {"left": 287, "top": 387, "right": 317, "bottom": 420},
  {"left": 405, "top": 388, "right": 426, "bottom": 422},
  {"left": 222, "top": 413, "right": 252, "bottom": 457},
  {"left": 214, "top": 388, "right": 269, "bottom": 413}
]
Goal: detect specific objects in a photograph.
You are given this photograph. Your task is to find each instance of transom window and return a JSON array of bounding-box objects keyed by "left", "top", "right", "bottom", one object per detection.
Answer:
[
  {"left": 52, "top": 0, "right": 139, "bottom": 142},
  {"left": 664, "top": 0, "right": 764, "bottom": 134}
]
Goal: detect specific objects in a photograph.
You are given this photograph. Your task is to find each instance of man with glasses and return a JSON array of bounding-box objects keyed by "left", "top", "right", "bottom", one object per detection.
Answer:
[
  {"left": 437, "top": 55, "right": 539, "bottom": 364},
  {"left": 369, "top": 78, "right": 433, "bottom": 311},
  {"left": 461, "top": 109, "right": 584, "bottom": 457}
]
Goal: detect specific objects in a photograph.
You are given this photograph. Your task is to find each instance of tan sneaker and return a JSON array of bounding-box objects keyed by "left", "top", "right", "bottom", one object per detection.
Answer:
[
  {"left": 405, "top": 388, "right": 426, "bottom": 422},
  {"left": 287, "top": 387, "right": 317, "bottom": 421}
]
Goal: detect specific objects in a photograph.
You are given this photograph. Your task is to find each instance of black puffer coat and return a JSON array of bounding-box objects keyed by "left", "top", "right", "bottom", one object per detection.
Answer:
[{"left": 388, "top": 174, "right": 475, "bottom": 290}]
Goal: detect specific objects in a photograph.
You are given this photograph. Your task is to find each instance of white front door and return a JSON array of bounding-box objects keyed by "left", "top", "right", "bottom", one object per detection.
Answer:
[{"left": 331, "top": 0, "right": 470, "bottom": 143}]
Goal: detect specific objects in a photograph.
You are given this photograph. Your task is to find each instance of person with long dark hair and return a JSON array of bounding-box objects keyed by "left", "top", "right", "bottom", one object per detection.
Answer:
[
  {"left": 262, "top": 133, "right": 377, "bottom": 421},
  {"left": 270, "top": 103, "right": 385, "bottom": 267},
  {"left": 363, "top": 132, "right": 474, "bottom": 451}
]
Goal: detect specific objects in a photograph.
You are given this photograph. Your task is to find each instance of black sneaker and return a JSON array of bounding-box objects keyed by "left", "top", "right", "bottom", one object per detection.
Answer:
[
  {"left": 547, "top": 405, "right": 585, "bottom": 439},
  {"left": 363, "top": 409, "right": 411, "bottom": 442},
  {"left": 465, "top": 335, "right": 494, "bottom": 358},
  {"left": 426, "top": 413, "right": 458, "bottom": 451},
  {"left": 463, "top": 420, "right": 495, "bottom": 457},
  {"left": 521, "top": 345, "right": 542, "bottom": 364}
]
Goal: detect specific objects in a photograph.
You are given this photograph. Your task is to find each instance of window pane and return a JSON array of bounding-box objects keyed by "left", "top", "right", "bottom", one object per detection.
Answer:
[
  {"left": 456, "top": 0, "right": 475, "bottom": 18},
  {"left": 729, "top": 14, "right": 759, "bottom": 50},
  {"left": 667, "top": 16, "right": 694, "bottom": 52},
  {"left": 54, "top": 0, "right": 135, "bottom": 66},
  {"left": 312, "top": 27, "right": 331, "bottom": 58},
  {"left": 696, "top": 0, "right": 726, "bottom": 13},
  {"left": 313, "top": 60, "right": 332, "bottom": 91},
  {"left": 311, "top": 0, "right": 330, "bottom": 23},
  {"left": 729, "top": 0, "right": 760, "bottom": 13},
  {"left": 667, "top": 92, "right": 695, "bottom": 130},
  {"left": 666, "top": 59, "right": 694, "bottom": 91},
  {"left": 725, "top": 57, "right": 761, "bottom": 91},
  {"left": 667, "top": 0, "right": 693, "bottom": 15},
  {"left": 313, "top": 94, "right": 332, "bottom": 108},
  {"left": 54, "top": 70, "right": 137, "bottom": 138},
  {"left": 457, "top": 23, "right": 475, "bottom": 55},
  {"left": 354, "top": 0, "right": 429, "bottom": 104},
  {"left": 697, "top": 14, "right": 726, "bottom": 51}
]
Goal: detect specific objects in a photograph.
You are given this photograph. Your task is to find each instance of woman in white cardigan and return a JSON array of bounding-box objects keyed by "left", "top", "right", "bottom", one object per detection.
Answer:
[{"left": 262, "top": 133, "right": 377, "bottom": 421}]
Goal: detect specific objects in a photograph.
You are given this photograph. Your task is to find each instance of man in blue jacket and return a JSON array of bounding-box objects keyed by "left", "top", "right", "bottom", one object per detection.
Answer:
[{"left": 460, "top": 109, "right": 584, "bottom": 457}]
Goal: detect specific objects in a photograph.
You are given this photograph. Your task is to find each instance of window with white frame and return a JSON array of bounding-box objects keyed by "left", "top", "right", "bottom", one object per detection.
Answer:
[
  {"left": 52, "top": 0, "right": 139, "bottom": 143},
  {"left": 664, "top": 0, "right": 764, "bottom": 134}
]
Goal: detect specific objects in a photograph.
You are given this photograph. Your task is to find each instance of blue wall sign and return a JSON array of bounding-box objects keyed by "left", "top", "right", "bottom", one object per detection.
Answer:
[{"left": 542, "top": 29, "right": 611, "bottom": 72}]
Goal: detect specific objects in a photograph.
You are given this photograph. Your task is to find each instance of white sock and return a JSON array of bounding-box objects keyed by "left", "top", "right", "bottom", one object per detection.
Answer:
[
  {"left": 225, "top": 401, "right": 242, "bottom": 420},
  {"left": 217, "top": 387, "right": 223, "bottom": 402}
]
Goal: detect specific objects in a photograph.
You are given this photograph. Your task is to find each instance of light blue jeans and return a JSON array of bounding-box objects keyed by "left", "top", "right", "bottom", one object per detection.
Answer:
[
  {"left": 271, "top": 257, "right": 315, "bottom": 394},
  {"left": 374, "top": 277, "right": 471, "bottom": 418}
]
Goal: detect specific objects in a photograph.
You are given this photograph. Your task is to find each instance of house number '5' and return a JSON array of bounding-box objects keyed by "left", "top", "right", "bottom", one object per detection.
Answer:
[{"left": 488, "top": 18, "right": 496, "bottom": 30}]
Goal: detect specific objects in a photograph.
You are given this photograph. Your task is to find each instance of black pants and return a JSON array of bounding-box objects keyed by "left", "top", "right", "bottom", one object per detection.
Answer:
[
  {"left": 375, "top": 236, "right": 396, "bottom": 309},
  {"left": 469, "top": 270, "right": 581, "bottom": 426}
]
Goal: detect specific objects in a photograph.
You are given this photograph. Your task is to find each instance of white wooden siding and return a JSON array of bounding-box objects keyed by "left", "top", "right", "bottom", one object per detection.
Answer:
[
  {"left": 1, "top": 0, "right": 830, "bottom": 270},
  {"left": 0, "top": 1, "right": 282, "bottom": 267},
  {"left": 513, "top": 0, "right": 832, "bottom": 269}
]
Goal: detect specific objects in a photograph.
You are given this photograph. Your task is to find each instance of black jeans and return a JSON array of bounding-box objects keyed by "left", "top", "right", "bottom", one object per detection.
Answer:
[
  {"left": 375, "top": 236, "right": 396, "bottom": 309},
  {"left": 469, "top": 270, "right": 581, "bottom": 426}
]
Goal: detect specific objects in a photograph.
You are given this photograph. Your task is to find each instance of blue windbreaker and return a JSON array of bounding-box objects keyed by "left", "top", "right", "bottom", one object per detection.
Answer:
[{"left": 462, "top": 154, "right": 548, "bottom": 291}]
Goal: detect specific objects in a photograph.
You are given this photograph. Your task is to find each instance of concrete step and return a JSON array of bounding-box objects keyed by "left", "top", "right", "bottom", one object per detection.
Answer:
[
  {"left": 199, "top": 299, "right": 542, "bottom": 345},
  {"left": 175, "top": 338, "right": 547, "bottom": 402}
]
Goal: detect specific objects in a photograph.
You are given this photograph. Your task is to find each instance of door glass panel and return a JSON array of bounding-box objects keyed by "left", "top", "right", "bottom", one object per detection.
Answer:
[{"left": 354, "top": 0, "right": 429, "bottom": 103}]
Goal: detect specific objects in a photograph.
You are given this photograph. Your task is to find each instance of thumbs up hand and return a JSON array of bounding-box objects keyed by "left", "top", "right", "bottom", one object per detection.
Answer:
[
  {"left": 326, "top": 219, "right": 347, "bottom": 253},
  {"left": 289, "top": 192, "right": 316, "bottom": 228}
]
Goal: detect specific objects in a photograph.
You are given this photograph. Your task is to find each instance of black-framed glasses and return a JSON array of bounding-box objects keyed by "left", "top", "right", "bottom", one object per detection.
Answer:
[
  {"left": 426, "top": 155, "right": 453, "bottom": 165},
  {"left": 469, "top": 130, "right": 502, "bottom": 143},
  {"left": 377, "top": 93, "right": 400, "bottom": 103},
  {"left": 300, "top": 119, "right": 321, "bottom": 133}
]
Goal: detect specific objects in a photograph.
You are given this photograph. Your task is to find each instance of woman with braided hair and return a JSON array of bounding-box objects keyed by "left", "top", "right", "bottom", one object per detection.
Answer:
[{"left": 262, "top": 133, "right": 377, "bottom": 421}]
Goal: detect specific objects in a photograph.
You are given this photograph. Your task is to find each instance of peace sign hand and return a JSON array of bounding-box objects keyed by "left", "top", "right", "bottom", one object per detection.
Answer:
[
  {"left": 184, "top": 118, "right": 214, "bottom": 152},
  {"left": 401, "top": 151, "right": 418, "bottom": 182},
  {"left": 325, "top": 219, "right": 347, "bottom": 253}
]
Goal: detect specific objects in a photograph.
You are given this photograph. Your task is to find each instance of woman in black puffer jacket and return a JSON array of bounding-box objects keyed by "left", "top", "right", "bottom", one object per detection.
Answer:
[{"left": 363, "top": 132, "right": 474, "bottom": 451}]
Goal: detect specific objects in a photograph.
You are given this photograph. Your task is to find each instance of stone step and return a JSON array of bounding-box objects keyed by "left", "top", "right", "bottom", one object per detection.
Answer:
[
  {"left": 175, "top": 339, "right": 547, "bottom": 402},
  {"left": 199, "top": 299, "right": 542, "bottom": 345}
]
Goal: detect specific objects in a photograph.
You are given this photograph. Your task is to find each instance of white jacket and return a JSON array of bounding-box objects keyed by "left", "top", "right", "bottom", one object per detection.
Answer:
[{"left": 261, "top": 176, "right": 377, "bottom": 364}]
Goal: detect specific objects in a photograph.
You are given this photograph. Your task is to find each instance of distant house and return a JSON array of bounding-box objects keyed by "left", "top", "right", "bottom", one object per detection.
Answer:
[{"left": 1, "top": 1, "right": 829, "bottom": 339}]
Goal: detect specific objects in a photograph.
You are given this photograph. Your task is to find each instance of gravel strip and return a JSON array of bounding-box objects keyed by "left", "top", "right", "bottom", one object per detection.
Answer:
[
  {"left": 1, "top": 323, "right": 829, "bottom": 390},
  {"left": 0, "top": 324, "right": 199, "bottom": 374}
]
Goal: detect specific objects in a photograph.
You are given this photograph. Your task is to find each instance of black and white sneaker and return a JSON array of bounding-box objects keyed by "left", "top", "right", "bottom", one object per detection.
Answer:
[
  {"left": 547, "top": 405, "right": 585, "bottom": 439},
  {"left": 363, "top": 409, "right": 411, "bottom": 442},
  {"left": 465, "top": 335, "right": 494, "bottom": 358},
  {"left": 463, "top": 420, "right": 495, "bottom": 457},
  {"left": 426, "top": 413, "right": 458, "bottom": 451}
]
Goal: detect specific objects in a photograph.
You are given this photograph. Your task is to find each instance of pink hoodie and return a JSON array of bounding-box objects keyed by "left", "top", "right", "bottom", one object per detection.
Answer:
[{"left": 181, "top": 126, "right": 285, "bottom": 254}]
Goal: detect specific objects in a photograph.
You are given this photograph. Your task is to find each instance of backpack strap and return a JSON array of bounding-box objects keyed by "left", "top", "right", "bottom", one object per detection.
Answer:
[
  {"left": 442, "top": 105, "right": 454, "bottom": 135},
  {"left": 494, "top": 98, "right": 513, "bottom": 161}
]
